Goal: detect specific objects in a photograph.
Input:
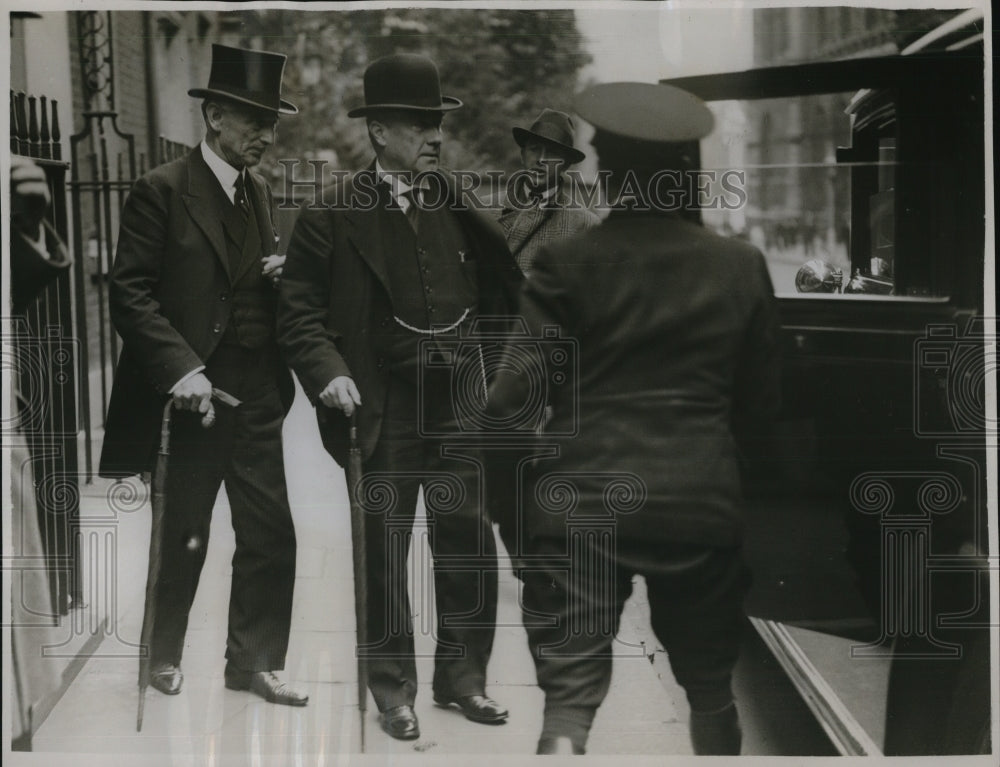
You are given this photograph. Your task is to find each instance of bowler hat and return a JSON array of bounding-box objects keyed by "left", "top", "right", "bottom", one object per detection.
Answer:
[
  {"left": 348, "top": 54, "right": 462, "bottom": 118},
  {"left": 573, "top": 82, "right": 713, "bottom": 143},
  {"left": 512, "top": 109, "right": 586, "bottom": 164},
  {"left": 188, "top": 44, "right": 298, "bottom": 115}
]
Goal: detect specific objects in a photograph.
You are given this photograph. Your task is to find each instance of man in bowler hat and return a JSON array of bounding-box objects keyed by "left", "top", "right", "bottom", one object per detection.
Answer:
[
  {"left": 498, "top": 108, "right": 599, "bottom": 275},
  {"left": 100, "top": 44, "right": 307, "bottom": 706},
  {"left": 490, "top": 83, "right": 780, "bottom": 754},
  {"left": 278, "top": 53, "right": 521, "bottom": 740}
]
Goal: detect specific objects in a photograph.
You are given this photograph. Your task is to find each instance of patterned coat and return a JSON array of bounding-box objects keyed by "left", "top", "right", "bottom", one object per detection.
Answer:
[{"left": 497, "top": 185, "right": 599, "bottom": 273}]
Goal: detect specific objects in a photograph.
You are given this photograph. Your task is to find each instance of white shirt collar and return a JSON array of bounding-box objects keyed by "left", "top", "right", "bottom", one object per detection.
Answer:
[
  {"left": 375, "top": 160, "right": 431, "bottom": 212},
  {"left": 201, "top": 140, "right": 243, "bottom": 204}
]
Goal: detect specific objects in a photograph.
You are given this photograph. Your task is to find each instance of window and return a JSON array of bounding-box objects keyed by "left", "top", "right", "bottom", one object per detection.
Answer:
[{"left": 699, "top": 92, "right": 946, "bottom": 300}]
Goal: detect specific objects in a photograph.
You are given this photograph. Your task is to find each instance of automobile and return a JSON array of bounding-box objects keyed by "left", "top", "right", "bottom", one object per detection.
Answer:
[{"left": 662, "top": 8, "right": 991, "bottom": 756}]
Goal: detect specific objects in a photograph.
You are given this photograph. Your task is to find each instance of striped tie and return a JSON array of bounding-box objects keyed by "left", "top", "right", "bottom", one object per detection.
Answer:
[{"left": 234, "top": 173, "right": 250, "bottom": 227}]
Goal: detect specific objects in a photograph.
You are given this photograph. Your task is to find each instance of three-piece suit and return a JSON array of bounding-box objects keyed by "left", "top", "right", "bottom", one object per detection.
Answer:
[
  {"left": 100, "top": 147, "right": 297, "bottom": 673},
  {"left": 277, "top": 166, "right": 522, "bottom": 711}
]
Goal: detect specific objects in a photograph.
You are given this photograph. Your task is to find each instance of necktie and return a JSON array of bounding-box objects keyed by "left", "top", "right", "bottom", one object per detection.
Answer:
[
  {"left": 234, "top": 173, "right": 250, "bottom": 225},
  {"left": 401, "top": 188, "right": 421, "bottom": 234},
  {"left": 228, "top": 173, "right": 252, "bottom": 275}
]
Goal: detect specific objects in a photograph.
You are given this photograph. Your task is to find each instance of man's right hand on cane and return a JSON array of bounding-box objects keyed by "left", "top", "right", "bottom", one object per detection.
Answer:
[
  {"left": 319, "top": 376, "right": 362, "bottom": 416},
  {"left": 172, "top": 372, "right": 213, "bottom": 413}
]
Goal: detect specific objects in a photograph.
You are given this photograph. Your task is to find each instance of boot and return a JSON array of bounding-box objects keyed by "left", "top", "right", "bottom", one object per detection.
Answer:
[{"left": 689, "top": 701, "right": 742, "bottom": 755}]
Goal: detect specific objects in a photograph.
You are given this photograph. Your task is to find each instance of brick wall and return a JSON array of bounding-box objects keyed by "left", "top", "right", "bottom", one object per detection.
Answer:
[{"left": 64, "top": 10, "right": 219, "bottom": 426}]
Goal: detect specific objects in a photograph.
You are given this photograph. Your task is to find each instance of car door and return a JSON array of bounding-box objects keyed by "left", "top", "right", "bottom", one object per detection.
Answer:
[{"left": 664, "top": 39, "right": 990, "bottom": 756}]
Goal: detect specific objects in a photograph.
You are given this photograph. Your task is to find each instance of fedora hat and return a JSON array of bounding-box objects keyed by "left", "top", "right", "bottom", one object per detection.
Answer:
[
  {"left": 573, "top": 82, "right": 713, "bottom": 143},
  {"left": 512, "top": 109, "right": 586, "bottom": 164},
  {"left": 188, "top": 44, "right": 298, "bottom": 115},
  {"left": 348, "top": 54, "right": 462, "bottom": 118}
]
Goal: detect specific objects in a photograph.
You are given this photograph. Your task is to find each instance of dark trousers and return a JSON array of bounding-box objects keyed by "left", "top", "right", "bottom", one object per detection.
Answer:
[
  {"left": 361, "top": 374, "right": 498, "bottom": 711},
  {"left": 521, "top": 534, "right": 749, "bottom": 748},
  {"left": 151, "top": 344, "right": 296, "bottom": 672}
]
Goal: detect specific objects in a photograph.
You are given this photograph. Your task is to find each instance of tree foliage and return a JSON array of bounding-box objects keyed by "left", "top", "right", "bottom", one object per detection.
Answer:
[{"left": 235, "top": 8, "right": 591, "bottom": 190}]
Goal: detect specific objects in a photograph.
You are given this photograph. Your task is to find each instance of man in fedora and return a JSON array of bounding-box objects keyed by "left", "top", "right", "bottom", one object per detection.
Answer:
[
  {"left": 498, "top": 108, "right": 599, "bottom": 275},
  {"left": 489, "top": 83, "right": 780, "bottom": 755},
  {"left": 278, "top": 53, "right": 521, "bottom": 740},
  {"left": 491, "top": 109, "right": 600, "bottom": 565},
  {"left": 100, "top": 44, "right": 307, "bottom": 706}
]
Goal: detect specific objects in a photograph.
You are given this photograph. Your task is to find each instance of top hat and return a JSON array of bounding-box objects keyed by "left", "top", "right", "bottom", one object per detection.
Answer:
[
  {"left": 512, "top": 109, "right": 586, "bottom": 165},
  {"left": 347, "top": 54, "right": 462, "bottom": 118},
  {"left": 573, "top": 82, "right": 713, "bottom": 143},
  {"left": 188, "top": 44, "right": 298, "bottom": 115}
]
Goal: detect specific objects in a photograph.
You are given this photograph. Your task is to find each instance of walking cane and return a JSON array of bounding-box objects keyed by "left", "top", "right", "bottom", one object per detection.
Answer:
[
  {"left": 136, "top": 388, "right": 241, "bottom": 732},
  {"left": 346, "top": 411, "right": 368, "bottom": 752}
]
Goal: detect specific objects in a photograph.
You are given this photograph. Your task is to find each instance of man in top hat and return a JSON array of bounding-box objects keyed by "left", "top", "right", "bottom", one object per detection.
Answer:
[
  {"left": 100, "top": 44, "right": 307, "bottom": 706},
  {"left": 489, "top": 83, "right": 780, "bottom": 755},
  {"left": 278, "top": 53, "right": 521, "bottom": 741},
  {"left": 498, "top": 108, "right": 599, "bottom": 275}
]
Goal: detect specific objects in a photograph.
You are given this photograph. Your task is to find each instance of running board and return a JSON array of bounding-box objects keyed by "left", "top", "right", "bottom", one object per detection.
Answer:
[{"left": 748, "top": 616, "right": 883, "bottom": 756}]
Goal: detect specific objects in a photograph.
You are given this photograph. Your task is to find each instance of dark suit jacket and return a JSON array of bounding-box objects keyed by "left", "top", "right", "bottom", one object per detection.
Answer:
[
  {"left": 490, "top": 210, "right": 781, "bottom": 547},
  {"left": 277, "top": 165, "right": 523, "bottom": 467},
  {"left": 99, "top": 148, "right": 293, "bottom": 478}
]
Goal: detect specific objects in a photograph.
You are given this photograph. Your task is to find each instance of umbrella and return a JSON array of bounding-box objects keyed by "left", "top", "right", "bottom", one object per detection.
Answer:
[
  {"left": 346, "top": 412, "right": 369, "bottom": 752},
  {"left": 136, "top": 388, "right": 240, "bottom": 731}
]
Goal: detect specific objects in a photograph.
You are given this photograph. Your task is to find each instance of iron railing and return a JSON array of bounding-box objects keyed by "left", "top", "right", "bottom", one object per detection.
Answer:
[{"left": 9, "top": 88, "right": 83, "bottom": 614}]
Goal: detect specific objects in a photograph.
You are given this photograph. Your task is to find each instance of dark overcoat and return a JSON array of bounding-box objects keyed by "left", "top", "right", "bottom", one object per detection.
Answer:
[
  {"left": 99, "top": 148, "right": 293, "bottom": 478},
  {"left": 277, "top": 165, "right": 523, "bottom": 467},
  {"left": 490, "top": 210, "right": 781, "bottom": 547}
]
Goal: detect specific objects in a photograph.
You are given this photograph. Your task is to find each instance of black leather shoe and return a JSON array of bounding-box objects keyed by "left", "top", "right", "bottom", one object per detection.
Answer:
[
  {"left": 224, "top": 668, "right": 309, "bottom": 707},
  {"left": 150, "top": 663, "right": 183, "bottom": 695},
  {"left": 380, "top": 705, "right": 420, "bottom": 740},
  {"left": 433, "top": 693, "right": 508, "bottom": 724},
  {"left": 536, "top": 736, "right": 586, "bottom": 755}
]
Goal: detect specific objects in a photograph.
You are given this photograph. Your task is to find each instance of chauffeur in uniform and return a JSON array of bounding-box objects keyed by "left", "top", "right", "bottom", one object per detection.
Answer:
[
  {"left": 278, "top": 54, "right": 522, "bottom": 741},
  {"left": 490, "top": 83, "right": 781, "bottom": 755},
  {"left": 100, "top": 45, "right": 307, "bottom": 706},
  {"left": 498, "top": 109, "right": 599, "bottom": 275}
]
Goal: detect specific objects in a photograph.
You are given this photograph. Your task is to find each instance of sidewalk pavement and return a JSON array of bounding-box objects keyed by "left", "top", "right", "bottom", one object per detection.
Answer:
[{"left": 25, "top": 387, "right": 694, "bottom": 764}]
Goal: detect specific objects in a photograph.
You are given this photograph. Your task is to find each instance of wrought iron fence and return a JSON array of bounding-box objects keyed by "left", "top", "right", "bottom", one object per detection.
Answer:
[
  {"left": 9, "top": 88, "right": 83, "bottom": 614},
  {"left": 69, "top": 9, "right": 192, "bottom": 479},
  {"left": 69, "top": 120, "right": 190, "bottom": 478}
]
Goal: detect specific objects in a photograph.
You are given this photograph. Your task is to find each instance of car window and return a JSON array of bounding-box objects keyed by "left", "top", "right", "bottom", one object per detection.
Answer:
[{"left": 700, "top": 93, "right": 937, "bottom": 299}]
